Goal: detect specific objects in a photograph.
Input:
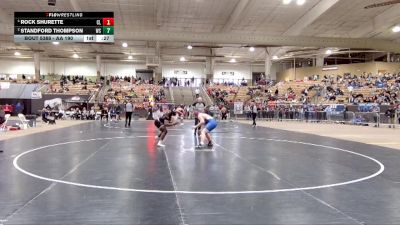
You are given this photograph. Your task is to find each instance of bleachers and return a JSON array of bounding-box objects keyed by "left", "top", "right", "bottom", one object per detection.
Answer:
[
  {"left": 169, "top": 87, "right": 195, "bottom": 106},
  {"left": 104, "top": 82, "right": 166, "bottom": 108},
  {"left": 241, "top": 76, "right": 400, "bottom": 105},
  {"left": 233, "top": 81, "right": 321, "bottom": 104},
  {"left": 276, "top": 81, "right": 321, "bottom": 100},
  {"left": 47, "top": 82, "right": 99, "bottom": 95},
  {"left": 207, "top": 85, "right": 243, "bottom": 103},
  {"left": 235, "top": 86, "right": 251, "bottom": 102}
]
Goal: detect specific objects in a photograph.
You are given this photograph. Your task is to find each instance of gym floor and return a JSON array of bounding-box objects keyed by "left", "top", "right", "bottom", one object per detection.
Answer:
[{"left": 0, "top": 120, "right": 399, "bottom": 225}]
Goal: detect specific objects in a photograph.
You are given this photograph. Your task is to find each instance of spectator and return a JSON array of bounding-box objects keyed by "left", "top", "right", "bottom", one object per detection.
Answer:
[
  {"left": 41, "top": 108, "right": 55, "bottom": 124},
  {"left": 0, "top": 107, "right": 5, "bottom": 125},
  {"left": 88, "top": 107, "right": 96, "bottom": 120},
  {"left": 55, "top": 107, "right": 64, "bottom": 120},
  {"left": 385, "top": 105, "right": 396, "bottom": 128},
  {"left": 188, "top": 105, "right": 194, "bottom": 119},
  {"left": 100, "top": 107, "right": 108, "bottom": 121},
  {"left": 15, "top": 102, "right": 24, "bottom": 114},
  {"left": 3, "top": 104, "right": 13, "bottom": 115},
  {"left": 372, "top": 105, "right": 380, "bottom": 126},
  {"left": 115, "top": 104, "right": 122, "bottom": 121},
  {"left": 245, "top": 104, "right": 251, "bottom": 120},
  {"left": 82, "top": 108, "right": 88, "bottom": 120},
  {"left": 220, "top": 105, "right": 228, "bottom": 120}
]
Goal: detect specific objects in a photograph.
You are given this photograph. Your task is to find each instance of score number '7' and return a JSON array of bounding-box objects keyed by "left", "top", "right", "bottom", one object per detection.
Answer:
[{"left": 102, "top": 26, "right": 114, "bottom": 35}]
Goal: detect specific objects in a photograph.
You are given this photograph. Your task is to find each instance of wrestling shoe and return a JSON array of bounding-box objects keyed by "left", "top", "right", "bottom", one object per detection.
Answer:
[
  {"left": 195, "top": 144, "right": 205, "bottom": 149},
  {"left": 157, "top": 141, "right": 165, "bottom": 147}
]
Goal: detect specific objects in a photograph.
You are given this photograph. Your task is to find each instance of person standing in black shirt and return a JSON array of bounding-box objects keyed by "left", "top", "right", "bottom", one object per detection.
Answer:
[
  {"left": 251, "top": 101, "right": 258, "bottom": 127},
  {"left": 385, "top": 105, "right": 396, "bottom": 128}
]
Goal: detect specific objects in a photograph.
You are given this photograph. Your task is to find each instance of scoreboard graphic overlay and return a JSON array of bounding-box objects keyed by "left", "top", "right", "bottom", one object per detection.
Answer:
[{"left": 14, "top": 12, "right": 114, "bottom": 43}]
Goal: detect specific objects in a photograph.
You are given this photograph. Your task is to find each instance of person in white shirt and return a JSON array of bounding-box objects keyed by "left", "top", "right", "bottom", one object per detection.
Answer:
[
  {"left": 209, "top": 105, "right": 215, "bottom": 116},
  {"left": 192, "top": 97, "right": 206, "bottom": 135},
  {"left": 195, "top": 88, "right": 200, "bottom": 98},
  {"left": 348, "top": 85, "right": 354, "bottom": 93},
  {"left": 82, "top": 108, "right": 88, "bottom": 120},
  {"left": 188, "top": 105, "right": 194, "bottom": 119},
  {"left": 244, "top": 105, "right": 251, "bottom": 120},
  {"left": 89, "top": 107, "right": 95, "bottom": 120},
  {"left": 125, "top": 101, "right": 134, "bottom": 127},
  {"left": 58, "top": 108, "right": 65, "bottom": 120}
]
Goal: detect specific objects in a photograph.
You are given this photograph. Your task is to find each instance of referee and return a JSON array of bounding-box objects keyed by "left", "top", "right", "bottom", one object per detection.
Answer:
[
  {"left": 251, "top": 101, "right": 258, "bottom": 127},
  {"left": 125, "top": 100, "right": 134, "bottom": 127}
]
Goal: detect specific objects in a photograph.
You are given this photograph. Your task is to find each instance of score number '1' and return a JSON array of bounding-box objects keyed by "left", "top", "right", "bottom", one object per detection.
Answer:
[{"left": 102, "top": 18, "right": 114, "bottom": 26}]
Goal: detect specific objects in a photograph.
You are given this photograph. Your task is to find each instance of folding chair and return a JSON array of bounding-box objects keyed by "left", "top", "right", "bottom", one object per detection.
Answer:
[
  {"left": 18, "top": 113, "right": 31, "bottom": 129},
  {"left": 0, "top": 114, "right": 10, "bottom": 131}
]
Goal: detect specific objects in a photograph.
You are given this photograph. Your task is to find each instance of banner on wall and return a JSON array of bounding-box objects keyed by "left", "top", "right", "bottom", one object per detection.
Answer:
[
  {"left": 222, "top": 72, "right": 235, "bottom": 76},
  {"left": 234, "top": 102, "right": 244, "bottom": 115},
  {"left": 174, "top": 70, "right": 188, "bottom": 75},
  {"left": 31, "top": 91, "right": 42, "bottom": 99}
]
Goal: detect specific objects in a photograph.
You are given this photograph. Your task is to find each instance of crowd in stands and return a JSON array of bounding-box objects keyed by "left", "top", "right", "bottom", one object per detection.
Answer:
[
  {"left": 199, "top": 71, "right": 400, "bottom": 126},
  {"left": 160, "top": 77, "right": 205, "bottom": 87},
  {"left": 68, "top": 107, "right": 97, "bottom": 120},
  {"left": 205, "top": 77, "right": 252, "bottom": 87},
  {"left": 60, "top": 75, "right": 94, "bottom": 85},
  {"left": 204, "top": 77, "right": 273, "bottom": 104},
  {"left": 46, "top": 75, "right": 100, "bottom": 95},
  {"left": 108, "top": 76, "right": 155, "bottom": 85},
  {"left": 3, "top": 70, "right": 400, "bottom": 122},
  {"left": 238, "top": 72, "right": 400, "bottom": 107},
  {"left": 242, "top": 103, "right": 346, "bottom": 121},
  {"left": 161, "top": 77, "right": 187, "bottom": 86},
  {"left": 318, "top": 72, "right": 400, "bottom": 104},
  {"left": 104, "top": 79, "right": 167, "bottom": 110},
  {"left": 0, "top": 102, "right": 25, "bottom": 116},
  {"left": 207, "top": 85, "right": 238, "bottom": 104}
]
